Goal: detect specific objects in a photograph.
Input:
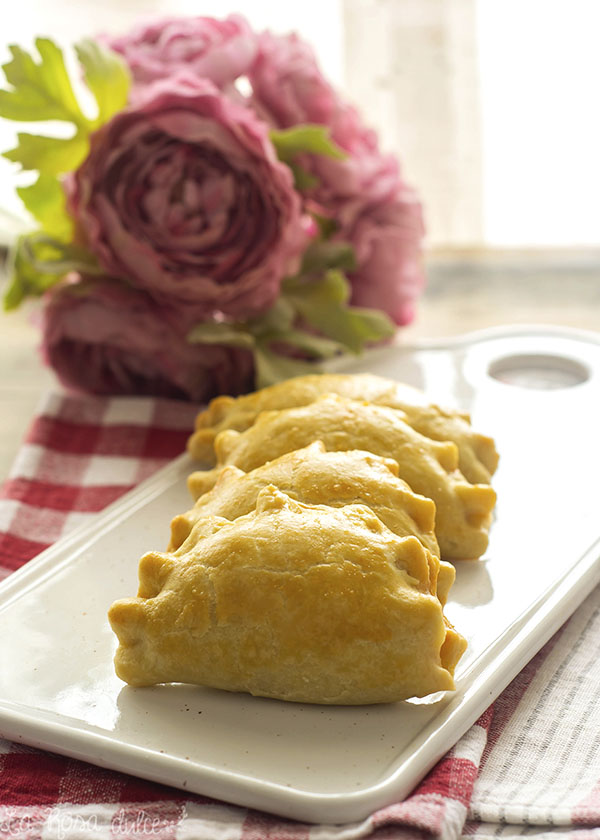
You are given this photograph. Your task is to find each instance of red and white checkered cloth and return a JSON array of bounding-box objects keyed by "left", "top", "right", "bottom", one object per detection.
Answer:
[{"left": 0, "top": 391, "right": 599, "bottom": 840}]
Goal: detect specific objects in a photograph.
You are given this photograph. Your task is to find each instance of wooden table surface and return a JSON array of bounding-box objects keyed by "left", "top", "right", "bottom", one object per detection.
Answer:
[{"left": 1, "top": 248, "right": 599, "bottom": 481}]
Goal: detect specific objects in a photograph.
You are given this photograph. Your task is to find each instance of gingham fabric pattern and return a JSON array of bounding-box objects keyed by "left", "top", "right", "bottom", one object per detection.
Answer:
[{"left": 0, "top": 391, "right": 599, "bottom": 840}]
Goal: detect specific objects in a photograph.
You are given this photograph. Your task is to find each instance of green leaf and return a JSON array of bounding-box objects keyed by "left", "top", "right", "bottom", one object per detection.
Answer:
[
  {"left": 311, "top": 212, "right": 339, "bottom": 239},
  {"left": 4, "top": 235, "right": 65, "bottom": 309},
  {"left": 3, "top": 231, "right": 101, "bottom": 310},
  {"left": 344, "top": 305, "right": 398, "bottom": 340},
  {"left": 35, "top": 38, "right": 84, "bottom": 119},
  {"left": 186, "top": 264, "right": 396, "bottom": 390},
  {"left": 187, "top": 321, "right": 256, "bottom": 350},
  {"left": 299, "top": 240, "right": 357, "bottom": 276},
  {"left": 288, "top": 162, "right": 319, "bottom": 191},
  {"left": 253, "top": 343, "right": 321, "bottom": 389},
  {"left": 247, "top": 296, "right": 296, "bottom": 335},
  {"left": 270, "top": 124, "right": 346, "bottom": 164},
  {"left": 22, "top": 232, "right": 101, "bottom": 275},
  {"left": 4, "top": 130, "right": 89, "bottom": 175},
  {"left": 283, "top": 270, "right": 395, "bottom": 354},
  {"left": 0, "top": 39, "right": 87, "bottom": 125},
  {"left": 283, "top": 270, "right": 349, "bottom": 326},
  {"left": 271, "top": 328, "right": 342, "bottom": 359},
  {"left": 16, "top": 174, "right": 74, "bottom": 239},
  {"left": 74, "top": 38, "right": 130, "bottom": 127},
  {"left": 0, "top": 37, "right": 131, "bottom": 177}
]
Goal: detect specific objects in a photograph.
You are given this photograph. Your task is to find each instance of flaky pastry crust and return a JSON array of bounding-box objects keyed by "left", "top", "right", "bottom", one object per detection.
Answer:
[
  {"left": 188, "top": 373, "right": 498, "bottom": 484},
  {"left": 191, "top": 395, "right": 496, "bottom": 560},
  {"left": 109, "top": 487, "right": 466, "bottom": 704}
]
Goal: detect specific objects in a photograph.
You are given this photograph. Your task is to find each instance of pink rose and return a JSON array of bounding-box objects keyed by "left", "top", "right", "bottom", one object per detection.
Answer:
[
  {"left": 248, "top": 31, "right": 426, "bottom": 325},
  {"left": 41, "top": 276, "right": 254, "bottom": 401},
  {"left": 309, "top": 130, "right": 426, "bottom": 326},
  {"left": 307, "top": 127, "right": 425, "bottom": 327},
  {"left": 69, "top": 77, "right": 303, "bottom": 320},
  {"left": 248, "top": 32, "right": 338, "bottom": 128},
  {"left": 308, "top": 142, "right": 401, "bottom": 226},
  {"left": 347, "top": 195, "right": 426, "bottom": 326},
  {"left": 248, "top": 32, "right": 403, "bottom": 210},
  {"left": 247, "top": 33, "right": 376, "bottom": 156},
  {"left": 102, "top": 15, "right": 257, "bottom": 90}
]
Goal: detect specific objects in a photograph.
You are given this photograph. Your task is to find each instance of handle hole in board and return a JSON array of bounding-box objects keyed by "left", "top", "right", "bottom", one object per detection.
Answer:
[{"left": 487, "top": 353, "right": 589, "bottom": 390}]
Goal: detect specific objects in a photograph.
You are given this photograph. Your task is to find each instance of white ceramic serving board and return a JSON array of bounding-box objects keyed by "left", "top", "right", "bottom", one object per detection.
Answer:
[{"left": 0, "top": 325, "right": 599, "bottom": 825}]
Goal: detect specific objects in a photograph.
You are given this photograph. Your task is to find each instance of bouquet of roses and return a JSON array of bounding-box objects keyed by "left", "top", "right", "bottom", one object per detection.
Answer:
[{"left": 0, "top": 15, "right": 425, "bottom": 402}]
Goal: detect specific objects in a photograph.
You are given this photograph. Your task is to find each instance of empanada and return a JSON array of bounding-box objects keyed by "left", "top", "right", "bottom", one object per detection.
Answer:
[
  {"left": 190, "top": 395, "right": 496, "bottom": 560},
  {"left": 172, "top": 442, "right": 454, "bottom": 604},
  {"left": 109, "top": 487, "right": 467, "bottom": 704},
  {"left": 188, "top": 373, "right": 498, "bottom": 484}
]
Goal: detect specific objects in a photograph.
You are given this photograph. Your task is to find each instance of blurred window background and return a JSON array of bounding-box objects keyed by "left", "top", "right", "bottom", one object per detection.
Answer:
[{"left": 0, "top": 0, "right": 599, "bottom": 251}]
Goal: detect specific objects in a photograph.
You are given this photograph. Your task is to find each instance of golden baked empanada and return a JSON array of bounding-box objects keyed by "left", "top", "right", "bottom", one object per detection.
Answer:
[
  {"left": 109, "top": 487, "right": 466, "bottom": 704},
  {"left": 182, "top": 442, "right": 438, "bottom": 555},
  {"left": 188, "top": 373, "right": 498, "bottom": 484},
  {"left": 191, "top": 395, "right": 496, "bottom": 560},
  {"left": 172, "top": 441, "right": 454, "bottom": 604}
]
